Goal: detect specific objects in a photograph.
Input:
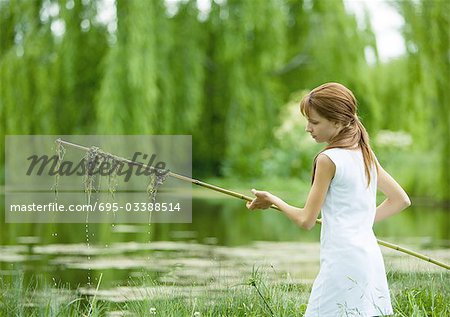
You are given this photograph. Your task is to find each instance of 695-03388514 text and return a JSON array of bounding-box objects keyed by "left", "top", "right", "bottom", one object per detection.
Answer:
[{"left": 9, "top": 202, "right": 182, "bottom": 213}]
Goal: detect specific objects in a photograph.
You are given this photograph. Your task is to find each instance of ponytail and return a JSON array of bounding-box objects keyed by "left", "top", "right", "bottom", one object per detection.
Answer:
[{"left": 355, "top": 119, "right": 377, "bottom": 186}]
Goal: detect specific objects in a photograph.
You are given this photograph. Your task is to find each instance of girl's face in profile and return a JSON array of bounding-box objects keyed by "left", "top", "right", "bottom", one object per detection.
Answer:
[{"left": 305, "top": 108, "right": 342, "bottom": 144}]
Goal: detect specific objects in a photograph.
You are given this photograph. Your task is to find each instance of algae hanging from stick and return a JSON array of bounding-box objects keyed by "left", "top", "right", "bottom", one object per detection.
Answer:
[
  {"left": 55, "top": 138, "right": 171, "bottom": 207},
  {"left": 53, "top": 140, "right": 66, "bottom": 199}
]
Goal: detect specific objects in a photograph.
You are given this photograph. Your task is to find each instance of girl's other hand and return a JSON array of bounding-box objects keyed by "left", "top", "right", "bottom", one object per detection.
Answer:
[{"left": 246, "top": 188, "right": 274, "bottom": 210}]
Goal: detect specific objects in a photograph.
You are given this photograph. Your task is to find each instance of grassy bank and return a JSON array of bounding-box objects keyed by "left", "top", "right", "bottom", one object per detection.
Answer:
[{"left": 1, "top": 270, "right": 448, "bottom": 316}]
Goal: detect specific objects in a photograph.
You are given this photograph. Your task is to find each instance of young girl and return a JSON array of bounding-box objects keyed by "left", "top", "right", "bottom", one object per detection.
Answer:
[{"left": 247, "top": 83, "right": 411, "bottom": 316}]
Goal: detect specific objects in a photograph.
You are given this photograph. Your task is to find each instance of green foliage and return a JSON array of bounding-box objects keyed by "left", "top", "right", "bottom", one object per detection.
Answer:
[
  {"left": 97, "top": 0, "right": 162, "bottom": 134},
  {"left": 260, "top": 90, "right": 322, "bottom": 179},
  {"left": 0, "top": 0, "right": 449, "bottom": 200},
  {"left": 394, "top": 0, "right": 450, "bottom": 200}
]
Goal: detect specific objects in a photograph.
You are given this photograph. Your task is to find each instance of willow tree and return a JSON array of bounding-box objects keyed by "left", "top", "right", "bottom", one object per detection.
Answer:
[
  {"left": 276, "top": 0, "right": 311, "bottom": 97},
  {"left": 396, "top": 0, "right": 450, "bottom": 200},
  {"left": 196, "top": 0, "right": 287, "bottom": 177},
  {"left": 0, "top": 0, "right": 57, "bottom": 181},
  {"left": 192, "top": 1, "right": 227, "bottom": 176},
  {"left": 0, "top": 0, "right": 56, "bottom": 131},
  {"left": 274, "top": 0, "right": 381, "bottom": 137},
  {"left": 0, "top": 0, "right": 108, "bottom": 136},
  {"left": 53, "top": 0, "right": 108, "bottom": 134},
  {"left": 297, "top": 0, "right": 379, "bottom": 133},
  {"left": 166, "top": 1, "right": 206, "bottom": 134},
  {"left": 96, "top": 0, "right": 167, "bottom": 134}
]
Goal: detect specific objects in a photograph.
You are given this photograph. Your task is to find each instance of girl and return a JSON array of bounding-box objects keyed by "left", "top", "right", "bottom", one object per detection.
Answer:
[{"left": 247, "top": 82, "right": 411, "bottom": 316}]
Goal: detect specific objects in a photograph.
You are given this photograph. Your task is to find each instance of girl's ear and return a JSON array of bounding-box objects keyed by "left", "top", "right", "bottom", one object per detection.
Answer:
[{"left": 334, "top": 121, "right": 345, "bottom": 132}]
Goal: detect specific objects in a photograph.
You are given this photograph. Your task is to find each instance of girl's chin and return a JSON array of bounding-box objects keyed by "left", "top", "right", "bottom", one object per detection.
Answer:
[
  {"left": 311, "top": 135, "right": 326, "bottom": 143},
  {"left": 314, "top": 138, "right": 328, "bottom": 144}
]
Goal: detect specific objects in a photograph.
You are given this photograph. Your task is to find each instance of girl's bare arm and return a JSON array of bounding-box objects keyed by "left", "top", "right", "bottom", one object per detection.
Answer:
[
  {"left": 247, "top": 154, "right": 335, "bottom": 230},
  {"left": 375, "top": 164, "right": 411, "bottom": 222}
]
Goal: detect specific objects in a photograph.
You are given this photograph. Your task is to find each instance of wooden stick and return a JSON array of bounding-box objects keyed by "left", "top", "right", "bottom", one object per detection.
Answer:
[
  {"left": 56, "top": 139, "right": 450, "bottom": 271},
  {"left": 376, "top": 238, "right": 450, "bottom": 270}
]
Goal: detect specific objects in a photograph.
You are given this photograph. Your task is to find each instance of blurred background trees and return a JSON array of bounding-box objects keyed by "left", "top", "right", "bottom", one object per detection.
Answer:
[{"left": 1, "top": 0, "right": 449, "bottom": 201}]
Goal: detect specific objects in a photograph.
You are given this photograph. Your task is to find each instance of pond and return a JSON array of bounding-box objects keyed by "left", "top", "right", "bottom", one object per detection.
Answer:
[{"left": 1, "top": 193, "right": 449, "bottom": 303}]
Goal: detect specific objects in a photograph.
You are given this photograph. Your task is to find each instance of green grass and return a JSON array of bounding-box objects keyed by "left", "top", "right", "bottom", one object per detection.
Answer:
[
  {"left": 388, "top": 271, "right": 450, "bottom": 317},
  {"left": 1, "top": 270, "right": 448, "bottom": 316}
]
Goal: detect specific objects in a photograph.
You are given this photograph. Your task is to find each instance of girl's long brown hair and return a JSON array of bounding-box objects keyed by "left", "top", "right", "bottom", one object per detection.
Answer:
[{"left": 299, "top": 82, "right": 377, "bottom": 186}]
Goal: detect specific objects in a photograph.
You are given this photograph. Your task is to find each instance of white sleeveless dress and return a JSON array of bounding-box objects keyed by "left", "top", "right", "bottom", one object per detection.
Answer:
[{"left": 305, "top": 148, "right": 393, "bottom": 317}]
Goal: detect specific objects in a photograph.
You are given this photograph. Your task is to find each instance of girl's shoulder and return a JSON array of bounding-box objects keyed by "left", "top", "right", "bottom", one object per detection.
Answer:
[
  {"left": 322, "top": 147, "right": 361, "bottom": 156},
  {"left": 321, "top": 147, "right": 362, "bottom": 167}
]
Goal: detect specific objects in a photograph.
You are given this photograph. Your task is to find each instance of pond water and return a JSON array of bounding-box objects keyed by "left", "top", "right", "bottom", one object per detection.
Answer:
[{"left": 1, "top": 194, "right": 449, "bottom": 302}]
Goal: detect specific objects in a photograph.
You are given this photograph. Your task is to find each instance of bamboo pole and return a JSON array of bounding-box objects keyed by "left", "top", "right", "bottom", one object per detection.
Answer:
[
  {"left": 376, "top": 239, "right": 450, "bottom": 270},
  {"left": 56, "top": 139, "right": 450, "bottom": 271}
]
